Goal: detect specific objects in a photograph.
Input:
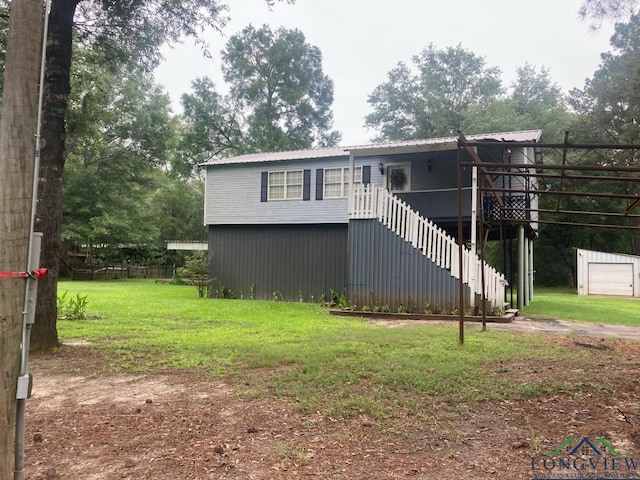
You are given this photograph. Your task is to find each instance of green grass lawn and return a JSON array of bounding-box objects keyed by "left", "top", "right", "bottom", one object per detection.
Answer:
[
  {"left": 522, "top": 286, "right": 640, "bottom": 325},
  {"left": 55, "top": 279, "right": 625, "bottom": 419}
]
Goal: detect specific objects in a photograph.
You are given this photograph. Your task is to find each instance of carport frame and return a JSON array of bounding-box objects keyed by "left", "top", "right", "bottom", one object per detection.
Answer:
[{"left": 456, "top": 131, "right": 640, "bottom": 344}]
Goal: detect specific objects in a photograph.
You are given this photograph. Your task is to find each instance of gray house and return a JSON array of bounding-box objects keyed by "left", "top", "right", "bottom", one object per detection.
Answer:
[{"left": 202, "top": 130, "right": 541, "bottom": 312}]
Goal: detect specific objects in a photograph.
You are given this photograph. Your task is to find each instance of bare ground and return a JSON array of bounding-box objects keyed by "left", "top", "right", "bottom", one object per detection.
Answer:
[{"left": 23, "top": 319, "right": 640, "bottom": 480}]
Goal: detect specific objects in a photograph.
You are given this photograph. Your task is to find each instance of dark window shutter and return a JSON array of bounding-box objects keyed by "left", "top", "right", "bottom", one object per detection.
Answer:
[
  {"left": 362, "top": 165, "right": 371, "bottom": 185},
  {"left": 303, "top": 169, "right": 311, "bottom": 201},
  {"left": 316, "top": 169, "right": 324, "bottom": 200},
  {"left": 261, "top": 172, "right": 268, "bottom": 202}
]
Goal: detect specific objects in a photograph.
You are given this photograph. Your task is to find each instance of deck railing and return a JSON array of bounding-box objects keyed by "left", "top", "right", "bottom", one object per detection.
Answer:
[{"left": 350, "top": 184, "right": 507, "bottom": 308}]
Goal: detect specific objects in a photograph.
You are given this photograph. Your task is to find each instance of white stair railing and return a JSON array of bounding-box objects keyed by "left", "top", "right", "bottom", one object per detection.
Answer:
[{"left": 350, "top": 184, "right": 507, "bottom": 308}]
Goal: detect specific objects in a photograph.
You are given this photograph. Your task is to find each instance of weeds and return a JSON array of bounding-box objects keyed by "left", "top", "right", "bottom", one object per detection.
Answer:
[{"left": 57, "top": 291, "right": 89, "bottom": 321}]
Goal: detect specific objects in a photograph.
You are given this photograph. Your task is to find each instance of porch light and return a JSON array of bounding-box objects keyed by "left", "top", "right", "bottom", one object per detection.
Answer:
[{"left": 378, "top": 162, "right": 384, "bottom": 174}]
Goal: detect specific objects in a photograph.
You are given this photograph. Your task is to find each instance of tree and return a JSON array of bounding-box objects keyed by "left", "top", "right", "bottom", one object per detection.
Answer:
[
  {"left": 224, "top": 24, "right": 340, "bottom": 151},
  {"left": 182, "top": 24, "right": 340, "bottom": 163},
  {"left": 531, "top": 15, "right": 640, "bottom": 286},
  {"left": 0, "top": 0, "right": 43, "bottom": 475},
  {"left": 462, "top": 64, "right": 574, "bottom": 141},
  {"left": 579, "top": 0, "right": 637, "bottom": 28},
  {"left": 26, "top": 0, "right": 289, "bottom": 351},
  {"left": 569, "top": 13, "right": 640, "bottom": 255},
  {"left": 366, "top": 44, "right": 503, "bottom": 141},
  {"left": 181, "top": 77, "right": 245, "bottom": 163},
  {"left": 61, "top": 48, "right": 175, "bottom": 253},
  {"left": 147, "top": 174, "right": 207, "bottom": 243},
  {"left": 177, "top": 251, "right": 209, "bottom": 298}
]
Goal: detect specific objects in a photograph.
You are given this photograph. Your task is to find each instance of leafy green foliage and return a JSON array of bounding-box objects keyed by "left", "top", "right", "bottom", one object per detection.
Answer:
[
  {"left": 367, "top": 44, "right": 574, "bottom": 143},
  {"left": 463, "top": 64, "right": 574, "bottom": 141},
  {"left": 557, "top": 14, "right": 640, "bottom": 259},
  {"left": 181, "top": 24, "right": 340, "bottom": 164},
  {"left": 223, "top": 24, "right": 340, "bottom": 150},
  {"left": 579, "top": 0, "right": 637, "bottom": 28},
  {"left": 366, "top": 44, "right": 502, "bottom": 140},
  {"left": 176, "top": 252, "right": 209, "bottom": 297},
  {"left": 62, "top": 47, "right": 205, "bottom": 251},
  {"left": 11, "top": 0, "right": 293, "bottom": 351},
  {"left": 571, "top": 14, "right": 640, "bottom": 145},
  {"left": 73, "top": 0, "right": 230, "bottom": 72},
  {"left": 57, "top": 292, "right": 89, "bottom": 321},
  {"left": 180, "top": 77, "right": 245, "bottom": 163},
  {"left": 147, "top": 174, "right": 206, "bottom": 242}
]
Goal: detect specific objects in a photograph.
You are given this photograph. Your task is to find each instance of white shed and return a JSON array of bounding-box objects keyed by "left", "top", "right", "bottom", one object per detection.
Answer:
[{"left": 576, "top": 248, "right": 640, "bottom": 297}]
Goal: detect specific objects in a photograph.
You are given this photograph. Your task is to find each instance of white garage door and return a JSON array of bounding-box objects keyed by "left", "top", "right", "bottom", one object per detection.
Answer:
[{"left": 588, "top": 263, "right": 634, "bottom": 296}]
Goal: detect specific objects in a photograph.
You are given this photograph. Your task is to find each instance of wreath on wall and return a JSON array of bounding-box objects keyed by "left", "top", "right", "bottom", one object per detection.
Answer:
[{"left": 389, "top": 168, "right": 407, "bottom": 190}]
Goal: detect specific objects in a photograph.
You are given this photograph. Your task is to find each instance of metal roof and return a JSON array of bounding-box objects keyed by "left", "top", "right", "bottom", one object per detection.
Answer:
[
  {"left": 201, "top": 146, "right": 348, "bottom": 166},
  {"left": 202, "top": 130, "right": 542, "bottom": 166}
]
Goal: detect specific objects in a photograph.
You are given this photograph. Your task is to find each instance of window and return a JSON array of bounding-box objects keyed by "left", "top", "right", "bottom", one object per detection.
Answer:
[
  {"left": 323, "top": 167, "right": 362, "bottom": 198},
  {"left": 268, "top": 170, "right": 303, "bottom": 200}
]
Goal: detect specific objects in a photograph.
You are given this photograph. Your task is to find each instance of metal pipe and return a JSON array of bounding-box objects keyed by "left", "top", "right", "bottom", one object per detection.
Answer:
[
  {"left": 469, "top": 165, "right": 478, "bottom": 309},
  {"left": 461, "top": 161, "right": 640, "bottom": 173},
  {"left": 483, "top": 187, "right": 640, "bottom": 200},
  {"left": 456, "top": 143, "right": 464, "bottom": 344},
  {"left": 509, "top": 233, "right": 514, "bottom": 308},
  {"left": 500, "top": 219, "right": 640, "bottom": 230},
  {"left": 527, "top": 238, "right": 534, "bottom": 305},
  {"left": 517, "top": 226, "right": 525, "bottom": 311},
  {"left": 14, "top": 234, "right": 42, "bottom": 480},
  {"left": 500, "top": 207, "right": 640, "bottom": 219},
  {"left": 460, "top": 140, "right": 640, "bottom": 150},
  {"left": 480, "top": 170, "right": 640, "bottom": 183},
  {"left": 478, "top": 185, "right": 487, "bottom": 330}
]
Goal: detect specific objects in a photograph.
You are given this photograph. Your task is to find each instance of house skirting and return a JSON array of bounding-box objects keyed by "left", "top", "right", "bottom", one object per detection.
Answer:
[
  {"left": 347, "top": 219, "right": 470, "bottom": 313},
  {"left": 208, "top": 224, "right": 347, "bottom": 301}
]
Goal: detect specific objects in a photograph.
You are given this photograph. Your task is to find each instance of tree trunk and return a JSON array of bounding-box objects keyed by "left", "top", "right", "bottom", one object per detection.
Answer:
[
  {"left": 0, "top": 0, "right": 43, "bottom": 476},
  {"left": 31, "top": 0, "right": 79, "bottom": 352}
]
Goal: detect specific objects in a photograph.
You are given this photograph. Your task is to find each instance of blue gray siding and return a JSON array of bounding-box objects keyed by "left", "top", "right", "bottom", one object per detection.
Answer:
[
  {"left": 208, "top": 224, "right": 347, "bottom": 301},
  {"left": 348, "top": 219, "right": 470, "bottom": 313},
  {"left": 205, "top": 146, "right": 533, "bottom": 227},
  {"left": 397, "top": 189, "right": 473, "bottom": 223},
  {"left": 372, "top": 151, "right": 472, "bottom": 192},
  {"left": 205, "top": 157, "right": 382, "bottom": 225}
]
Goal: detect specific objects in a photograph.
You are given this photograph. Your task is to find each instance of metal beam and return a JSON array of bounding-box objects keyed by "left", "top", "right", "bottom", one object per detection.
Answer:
[
  {"left": 458, "top": 131, "right": 504, "bottom": 208},
  {"left": 492, "top": 218, "right": 640, "bottom": 230},
  {"left": 484, "top": 187, "right": 640, "bottom": 201},
  {"left": 461, "top": 161, "right": 640, "bottom": 173},
  {"left": 625, "top": 198, "right": 640, "bottom": 215}
]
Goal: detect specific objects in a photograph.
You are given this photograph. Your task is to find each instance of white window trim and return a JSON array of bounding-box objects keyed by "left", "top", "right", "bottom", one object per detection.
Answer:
[
  {"left": 268, "top": 170, "right": 304, "bottom": 201},
  {"left": 385, "top": 162, "right": 411, "bottom": 193},
  {"left": 323, "top": 166, "right": 362, "bottom": 199}
]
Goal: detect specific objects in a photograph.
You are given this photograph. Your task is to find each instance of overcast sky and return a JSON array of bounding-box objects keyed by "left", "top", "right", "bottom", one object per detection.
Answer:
[{"left": 154, "top": 0, "right": 618, "bottom": 145}]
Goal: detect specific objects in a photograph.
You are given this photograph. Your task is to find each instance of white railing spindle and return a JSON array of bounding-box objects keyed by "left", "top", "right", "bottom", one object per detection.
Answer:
[{"left": 349, "top": 185, "right": 507, "bottom": 307}]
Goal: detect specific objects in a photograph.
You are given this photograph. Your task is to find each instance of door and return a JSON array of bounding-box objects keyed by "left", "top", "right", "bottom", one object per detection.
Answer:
[
  {"left": 385, "top": 163, "right": 411, "bottom": 193},
  {"left": 588, "top": 263, "right": 634, "bottom": 296}
]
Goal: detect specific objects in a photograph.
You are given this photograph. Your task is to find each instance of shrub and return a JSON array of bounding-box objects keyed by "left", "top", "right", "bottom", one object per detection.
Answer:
[{"left": 176, "top": 252, "right": 209, "bottom": 298}]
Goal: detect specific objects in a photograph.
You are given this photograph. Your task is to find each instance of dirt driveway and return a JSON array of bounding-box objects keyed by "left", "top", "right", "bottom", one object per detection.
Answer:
[{"left": 372, "top": 315, "right": 640, "bottom": 342}]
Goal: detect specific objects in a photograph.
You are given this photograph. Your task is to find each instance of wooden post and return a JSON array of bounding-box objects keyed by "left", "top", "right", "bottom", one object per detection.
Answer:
[{"left": 0, "top": 1, "right": 44, "bottom": 478}]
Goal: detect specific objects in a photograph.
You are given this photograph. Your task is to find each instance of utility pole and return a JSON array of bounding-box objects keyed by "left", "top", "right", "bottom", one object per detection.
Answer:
[{"left": 0, "top": 1, "right": 44, "bottom": 477}]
